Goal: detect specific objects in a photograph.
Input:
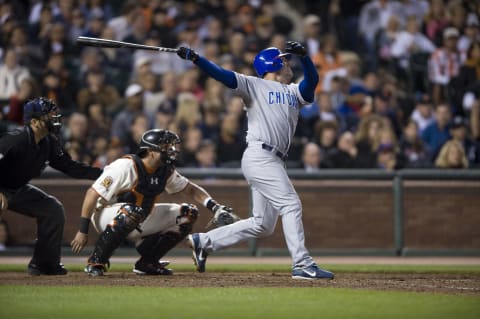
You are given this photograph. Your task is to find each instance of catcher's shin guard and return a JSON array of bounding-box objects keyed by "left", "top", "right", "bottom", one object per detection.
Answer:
[{"left": 88, "top": 204, "right": 147, "bottom": 268}]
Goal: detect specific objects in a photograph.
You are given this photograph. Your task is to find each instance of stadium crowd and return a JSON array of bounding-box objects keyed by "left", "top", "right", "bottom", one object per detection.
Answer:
[{"left": 1, "top": 0, "right": 480, "bottom": 170}]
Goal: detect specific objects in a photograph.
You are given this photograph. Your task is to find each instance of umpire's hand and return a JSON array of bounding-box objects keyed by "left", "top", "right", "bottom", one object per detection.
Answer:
[{"left": 71, "top": 231, "right": 88, "bottom": 254}]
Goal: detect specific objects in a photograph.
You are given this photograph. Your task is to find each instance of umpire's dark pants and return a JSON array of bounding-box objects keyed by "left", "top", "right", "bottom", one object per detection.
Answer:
[{"left": 4, "top": 184, "right": 65, "bottom": 266}]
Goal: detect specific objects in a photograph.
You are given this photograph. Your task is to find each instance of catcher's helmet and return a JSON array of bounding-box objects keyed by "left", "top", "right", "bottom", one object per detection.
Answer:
[
  {"left": 253, "top": 47, "right": 291, "bottom": 77},
  {"left": 138, "top": 129, "right": 181, "bottom": 164},
  {"left": 23, "top": 97, "right": 62, "bottom": 134}
]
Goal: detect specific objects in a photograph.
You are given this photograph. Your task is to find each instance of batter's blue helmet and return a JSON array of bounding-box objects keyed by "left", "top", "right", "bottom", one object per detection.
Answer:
[{"left": 253, "top": 47, "right": 291, "bottom": 77}]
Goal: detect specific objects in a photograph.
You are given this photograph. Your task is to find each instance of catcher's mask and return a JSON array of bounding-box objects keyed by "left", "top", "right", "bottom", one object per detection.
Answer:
[
  {"left": 23, "top": 97, "right": 62, "bottom": 134},
  {"left": 138, "top": 129, "right": 181, "bottom": 164}
]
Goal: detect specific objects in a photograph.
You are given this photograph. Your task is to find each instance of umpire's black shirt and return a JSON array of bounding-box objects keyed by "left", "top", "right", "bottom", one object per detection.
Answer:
[{"left": 0, "top": 126, "right": 102, "bottom": 190}]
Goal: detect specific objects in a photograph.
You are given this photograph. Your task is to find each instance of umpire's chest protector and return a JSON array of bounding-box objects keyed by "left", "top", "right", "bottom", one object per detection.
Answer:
[{"left": 118, "top": 155, "right": 173, "bottom": 214}]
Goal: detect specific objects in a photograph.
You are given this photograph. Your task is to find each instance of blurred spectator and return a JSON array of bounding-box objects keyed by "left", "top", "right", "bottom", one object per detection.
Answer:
[
  {"left": 421, "top": 103, "right": 452, "bottom": 158},
  {"left": 107, "top": 0, "right": 141, "bottom": 41},
  {"left": 8, "top": 24, "right": 44, "bottom": 78},
  {"left": 92, "top": 144, "right": 125, "bottom": 169},
  {"left": 376, "top": 142, "right": 397, "bottom": 170},
  {"left": 390, "top": 15, "right": 436, "bottom": 72},
  {"left": 0, "top": 48, "right": 31, "bottom": 101},
  {"left": 454, "top": 41, "right": 480, "bottom": 114},
  {"left": 194, "top": 139, "right": 217, "bottom": 169},
  {"left": 150, "top": 7, "right": 177, "bottom": 49},
  {"left": 124, "top": 113, "right": 150, "bottom": 154},
  {"left": 78, "top": 47, "right": 104, "bottom": 82},
  {"left": 28, "top": 4, "right": 55, "bottom": 42},
  {"left": 85, "top": 101, "right": 111, "bottom": 139},
  {"left": 254, "top": 15, "right": 275, "bottom": 50},
  {"left": 83, "top": 9, "right": 106, "bottom": 39},
  {"left": 375, "top": 15, "right": 401, "bottom": 69},
  {"left": 175, "top": 92, "right": 202, "bottom": 134},
  {"left": 322, "top": 131, "right": 358, "bottom": 168},
  {"left": 358, "top": 0, "right": 405, "bottom": 71},
  {"left": 5, "top": 77, "right": 38, "bottom": 125},
  {"left": 410, "top": 93, "right": 436, "bottom": 133},
  {"left": 63, "top": 112, "right": 93, "bottom": 164},
  {"left": 458, "top": 13, "right": 480, "bottom": 59},
  {"left": 312, "top": 33, "right": 341, "bottom": 93},
  {"left": 68, "top": 7, "right": 87, "bottom": 42},
  {"left": 429, "top": 27, "right": 461, "bottom": 106},
  {"left": 301, "top": 142, "right": 322, "bottom": 173},
  {"left": 155, "top": 100, "right": 175, "bottom": 130},
  {"left": 111, "top": 83, "right": 151, "bottom": 148},
  {"left": 399, "top": 119, "right": 431, "bottom": 168},
  {"left": 0, "top": 218, "right": 11, "bottom": 251},
  {"left": 40, "top": 22, "right": 74, "bottom": 61},
  {"left": 449, "top": 115, "right": 479, "bottom": 165},
  {"left": 302, "top": 14, "right": 322, "bottom": 57},
  {"left": 178, "top": 126, "right": 203, "bottom": 167},
  {"left": 217, "top": 113, "right": 245, "bottom": 166},
  {"left": 355, "top": 114, "right": 384, "bottom": 168},
  {"left": 424, "top": 0, "right": 449, "bottom": 46},
  {"left": 76, "top": 69, "right": 121, "bottom": 115},
  {"left": 133, "top": 31, "right": 176, "bottom": 77},
  {"left": 313, "top": 121, "right": 338, "bottom": 155},
  {"left": 434, "top": 140, "right": 469, "bottom": 168}
]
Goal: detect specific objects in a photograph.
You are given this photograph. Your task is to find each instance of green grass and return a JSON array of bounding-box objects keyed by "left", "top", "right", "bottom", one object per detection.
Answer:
[
  {"left": 1, "top": 263, "right": 479, "bottom": 319},
  {"left": 2, "top": 263, "right": 480, "bottom": 274},
  {"left": 0, "top": 286, "right": 479, "bottom": 319}
]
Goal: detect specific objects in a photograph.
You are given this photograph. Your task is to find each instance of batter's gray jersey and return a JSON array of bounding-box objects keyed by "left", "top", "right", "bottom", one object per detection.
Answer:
[{"left": 234, "top": 73, "right": 308, "bottom": 154}]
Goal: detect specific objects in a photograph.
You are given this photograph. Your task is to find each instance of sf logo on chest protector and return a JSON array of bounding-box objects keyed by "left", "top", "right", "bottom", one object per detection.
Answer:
[{"left": 150, "top": 177, "right": 159, "bottom": 185}]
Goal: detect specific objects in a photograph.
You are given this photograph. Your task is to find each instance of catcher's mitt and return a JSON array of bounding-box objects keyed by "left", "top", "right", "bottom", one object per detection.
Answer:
[{"left": 206, "top": 204, "right": 240, "bottom": 229}]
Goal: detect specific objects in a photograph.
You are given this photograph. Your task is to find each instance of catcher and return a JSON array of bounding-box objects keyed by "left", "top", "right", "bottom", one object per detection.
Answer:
[{"left": 70, "top": 129, "right": 239, "bottom": 276}]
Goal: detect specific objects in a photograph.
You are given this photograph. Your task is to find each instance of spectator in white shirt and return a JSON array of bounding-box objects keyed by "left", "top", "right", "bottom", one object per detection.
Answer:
[
  {"left": 0, "top": 48, "right": 31, "bottom": 101},
  {"left": 410, "top": 93, "right": 436, "bottom": 134},
  {"left": 428, "top": 27, "right": 461, "bottom": 105},
  {"left": 391, "top": 15, "right": 436, "bottom": 70}
]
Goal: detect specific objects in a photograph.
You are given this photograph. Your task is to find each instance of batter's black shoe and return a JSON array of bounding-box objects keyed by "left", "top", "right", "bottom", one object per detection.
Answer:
[
  {"left": 28, "top": 263, "right": 68, "bottom": 276},
  {"left": 133, "top": 260, "right": 173, "bottom": 276},
  {"left": 84, "top": 264, "right": 106, "bottom": 277}
]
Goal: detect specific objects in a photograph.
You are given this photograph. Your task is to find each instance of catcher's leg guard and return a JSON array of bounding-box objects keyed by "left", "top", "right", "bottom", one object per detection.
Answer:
[
  {"left": 136, "top": 227, "right": 191, "bottom": 264},
  {"left": 88, "top": 204, "right": 147, "bottom": 271}
]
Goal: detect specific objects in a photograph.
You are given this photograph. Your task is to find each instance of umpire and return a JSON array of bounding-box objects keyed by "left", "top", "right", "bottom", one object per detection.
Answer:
[{"left": 0, "top": 97, "right": 102, "bottom": 275}]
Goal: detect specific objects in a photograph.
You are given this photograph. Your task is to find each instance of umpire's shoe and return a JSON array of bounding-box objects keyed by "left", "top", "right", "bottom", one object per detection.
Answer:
[
  {"left": 84, "top": 264, "right": 107, "bottom": 277},
  {"left": 188, "top": 233, "right": 208, "bottom": 273},
  {"left": 133, "top": 260, "right": 173, "bottom": 276},
  {"left": 28, "top": 262, "right": 68, "bottom": 276},
  {"left": 292, "top": 264, "right": 335, "bottom": 280}
]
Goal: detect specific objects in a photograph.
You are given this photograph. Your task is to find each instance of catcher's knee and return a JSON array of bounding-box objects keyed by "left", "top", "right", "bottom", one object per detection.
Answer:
[
  {"left": 176, "top": 203, "right": 198, "bottom": 231},
  {"left": 113, "top": 203, "right": 148, "bottom": 234}
]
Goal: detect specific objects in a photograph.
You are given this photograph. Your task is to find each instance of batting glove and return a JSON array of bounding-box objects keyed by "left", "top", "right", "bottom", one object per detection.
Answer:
[
  {"left": 285, "top": 41, "right": 306, "bottom": 57},
  {"left": 177, "top": 47, "right": 200, "bottom": 62}
]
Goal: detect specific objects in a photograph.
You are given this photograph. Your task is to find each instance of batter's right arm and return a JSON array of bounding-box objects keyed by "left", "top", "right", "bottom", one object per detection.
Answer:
[{"left": 177, "top": 47, "right": 238, "bottom": 89}]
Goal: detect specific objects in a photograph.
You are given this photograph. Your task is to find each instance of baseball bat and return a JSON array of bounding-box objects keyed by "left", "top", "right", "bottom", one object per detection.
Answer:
[{"left": 76, "top": 36, "right": 178, "bottom": 53}]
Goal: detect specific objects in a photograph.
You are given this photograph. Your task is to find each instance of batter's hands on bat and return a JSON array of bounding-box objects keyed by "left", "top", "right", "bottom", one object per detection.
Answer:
[
  {"left": 206, "top": 204, "right": 240, "bottom": 229},
  {"left": 285, "top": 41, "right": 306, "bottom": 57},
  {"left": 71, "top": 231, "right": 88, "bottom": 254},
  {"left": 177, "top": 47, "right": 199, "bottom": 62}
]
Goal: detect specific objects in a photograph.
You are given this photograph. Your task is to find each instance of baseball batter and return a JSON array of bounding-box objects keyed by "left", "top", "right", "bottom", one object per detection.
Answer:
[
  {"left": 70, "top": 129, "right": 237, "bottom": 276},
  {"left": 177, "top": 41, "right": 334, "bottom": 279}
]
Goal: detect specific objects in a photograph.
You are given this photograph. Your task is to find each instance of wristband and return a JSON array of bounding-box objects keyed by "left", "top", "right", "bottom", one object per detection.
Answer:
[
  {"left": 79, "top": 217, "right": 90, "bottom": 234},
  {"left": 204, "top": 198, "right": 218, "bottom": 211}
]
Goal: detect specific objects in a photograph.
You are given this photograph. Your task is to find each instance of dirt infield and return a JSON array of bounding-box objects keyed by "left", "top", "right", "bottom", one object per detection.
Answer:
[
  {"left": 1, "top": 256, "right": 480, "bottom": 295},
  {"left": 1, "top": 271, "right": 479, "bottom": 295}
]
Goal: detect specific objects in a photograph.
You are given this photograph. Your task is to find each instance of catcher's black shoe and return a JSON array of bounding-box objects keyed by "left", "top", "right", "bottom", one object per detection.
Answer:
[
  {"left": 28, "top": 262, "right": 68, "bottom": 276},
  {"left": 84, "top": 264, "right": 106, "bottom": 277},
  {"left": 133, "top": 260, "right": 173, "bottom": 276}
]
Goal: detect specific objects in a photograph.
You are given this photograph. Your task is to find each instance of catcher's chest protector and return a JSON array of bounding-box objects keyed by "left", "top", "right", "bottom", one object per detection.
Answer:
[{"left": 117, "top": 155, "right": 173, "bottom": 213}]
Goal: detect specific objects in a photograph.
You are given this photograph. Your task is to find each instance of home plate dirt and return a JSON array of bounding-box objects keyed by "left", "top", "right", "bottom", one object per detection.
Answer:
[{"left": 1, "top": 256, "right": 479, "bottom": 295}]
